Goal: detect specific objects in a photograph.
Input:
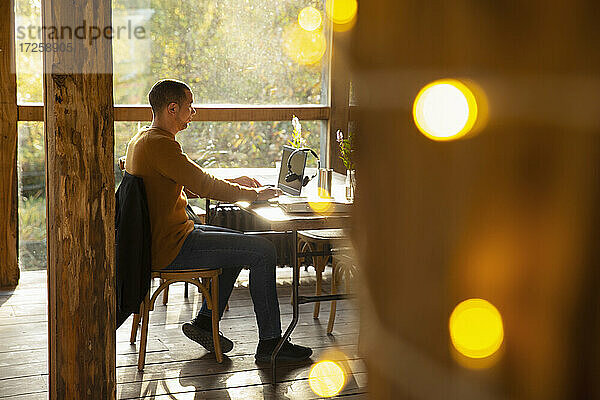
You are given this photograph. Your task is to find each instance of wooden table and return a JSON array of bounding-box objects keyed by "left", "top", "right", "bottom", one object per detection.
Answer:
[{"left": 207, "top": 168, "right": 352, "bottom": 382}]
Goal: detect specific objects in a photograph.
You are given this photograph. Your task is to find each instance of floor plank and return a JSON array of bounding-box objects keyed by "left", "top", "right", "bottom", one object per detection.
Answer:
[{"left": 0, "top": 375, "right": 47, "bottom": 398}]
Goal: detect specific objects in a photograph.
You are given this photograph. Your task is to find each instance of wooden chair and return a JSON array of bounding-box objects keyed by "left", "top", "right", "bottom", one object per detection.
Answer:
[
  {"left": 160, "top": 276, "right": 228, "bottom": 310},
  {"left": 130, "top": 268, "right": 223, "bottom": 371},
  {"left": 328, "top": 248, "right": 357, "bottom": 333},
  {"left": 297, "top": 229, "right": 349, "bottom": 333},
  {"left": 160, "top": 277, "right": 198, "bottom": 305}
]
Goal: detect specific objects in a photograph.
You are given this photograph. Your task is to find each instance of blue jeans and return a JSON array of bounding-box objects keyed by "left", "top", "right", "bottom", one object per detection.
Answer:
[{"left": 165, "top": 224, "right": 281, "bottom": 340}]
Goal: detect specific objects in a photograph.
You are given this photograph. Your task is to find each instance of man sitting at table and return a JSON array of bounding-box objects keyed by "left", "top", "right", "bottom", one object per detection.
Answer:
[{"left": 124, "top": 79, "right": 312, "bottom": 363}]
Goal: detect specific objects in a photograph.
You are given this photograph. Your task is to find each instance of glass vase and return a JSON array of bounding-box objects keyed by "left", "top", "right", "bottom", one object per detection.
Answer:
[{"left": 345, "top": 169, "right": 356, "bottom": 201}]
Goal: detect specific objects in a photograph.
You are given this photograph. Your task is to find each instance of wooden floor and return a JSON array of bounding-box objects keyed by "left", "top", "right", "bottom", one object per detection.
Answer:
[{"left": 0, "top": 270, "right": 366, "bottom": 399}]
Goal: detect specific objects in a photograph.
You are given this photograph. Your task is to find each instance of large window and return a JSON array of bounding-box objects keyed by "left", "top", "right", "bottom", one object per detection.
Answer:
[
  {"left": 15, "top": 0, "right": 333, "bottom": 270},
  {"left": 16, "top": 0, "right": 331, "bottom": 106},
  {"left": 112, "top": 0, "right": 330, "bottom": 168},
  {"left": 113, "top": 0, "right": 329, "bottom": 106}
]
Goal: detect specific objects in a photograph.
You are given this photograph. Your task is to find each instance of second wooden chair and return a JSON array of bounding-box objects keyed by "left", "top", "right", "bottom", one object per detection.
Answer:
[{"left": 297, "top": 228, "right": 349, "bottom": 334}]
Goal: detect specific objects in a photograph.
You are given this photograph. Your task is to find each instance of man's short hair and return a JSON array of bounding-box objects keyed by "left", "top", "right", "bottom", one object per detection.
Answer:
[{"left": 148, "top": 79, "right": 191, "bottom": 113}]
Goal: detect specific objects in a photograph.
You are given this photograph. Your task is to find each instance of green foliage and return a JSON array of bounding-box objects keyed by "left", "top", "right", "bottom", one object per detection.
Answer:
[
  {"left": 17, "top": 122, "right": 45, "bottom": 196},
  {"left": 15, "top": 0, "right": 43, "bottom": 103},
  {"left": 18, "top": 193, "right": 46, "bottom": 242},
  {"left": 115, "top": 120, "right": 321, "bottom": 172},
  {"left": 112, "top": 0, "right": 327, "bottom": 106},
  {"left": 336, "top": 129, "right": 354, "bottom": 170}
]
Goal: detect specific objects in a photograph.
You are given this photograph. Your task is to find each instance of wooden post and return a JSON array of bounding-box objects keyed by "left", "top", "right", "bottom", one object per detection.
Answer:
[
  {"left": 328, "top": 29, "right": 351, "bottom": 173},
  {"left": 0, "top": 0, "right": 19, "bottom": 288},
  {"left": 42, "top": 0, "right": 116, "bottom": 397}
]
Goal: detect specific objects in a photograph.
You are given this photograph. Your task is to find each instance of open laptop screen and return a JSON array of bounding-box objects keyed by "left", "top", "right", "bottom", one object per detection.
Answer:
[{"left": 277, "top": 145, "right": 307, "bottom": 196}]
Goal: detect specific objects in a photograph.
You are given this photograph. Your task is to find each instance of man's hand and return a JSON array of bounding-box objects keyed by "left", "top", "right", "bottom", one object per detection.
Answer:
[
  {"left": 256, "top": 186, "right": 282, "bottom": 201},
  {"left": 226, "top": 176, "right": 262, "bottom": 188}
]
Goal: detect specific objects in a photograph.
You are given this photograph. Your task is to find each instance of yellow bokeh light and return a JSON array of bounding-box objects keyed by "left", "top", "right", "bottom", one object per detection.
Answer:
[
  {"left": 413, "top": 79, "right": 478, "bottom": 141},
  {"left": 308, "top": 360, "right": 346, "bottom": 397},
  {"left": 282, "top": 25, "right": 327, "bottom": 65},
  {"left": 308, "top": 198, "right": 334, "bottom": 215},
  {"left": 299, "top": 7, "right": 322, "bottom": 31},
  {"left": 326, "top": 0, "right": 358, "bottom": 25},
  {"left": 332, "top": 16, "right": 356, "bottom": 32},
  {"left": 449, "top": 298, "right": 504, "bottom": 359},
  {"left": 317, "top": 187, "right": 331, "bottom": 199}
]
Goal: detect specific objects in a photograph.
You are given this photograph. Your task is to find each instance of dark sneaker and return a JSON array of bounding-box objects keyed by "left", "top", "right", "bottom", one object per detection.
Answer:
[
  {"left": 182, "top": 321, "right": 234, "bottom": 353},
  {"left": 255, "top": 338, "right": 313, "bottom": 363}
]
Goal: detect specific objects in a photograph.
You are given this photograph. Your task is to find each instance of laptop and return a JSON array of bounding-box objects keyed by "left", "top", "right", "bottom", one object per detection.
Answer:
[{"left": 273, "top": 146, "right": 352, "bottom": 213}]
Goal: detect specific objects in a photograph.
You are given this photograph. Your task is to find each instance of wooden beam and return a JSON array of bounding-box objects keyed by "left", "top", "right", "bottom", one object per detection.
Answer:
[
  {"left": 0, "top": 0, "right": 19, "bottom": 288},
  {"left": 18, "top": 104, "right": 330, "bottom": 122},
  {"left": 42, "top": 0, "right": 116, "bottom": 397},
  {"left": 113, "top": 104, "right": 330, "bottom": 122},
  {"left": 327, "top": 29, "right": 351, "bottom": 173},
  {"left": 17, "top": 103, "right": 44, "bottom": 121}
]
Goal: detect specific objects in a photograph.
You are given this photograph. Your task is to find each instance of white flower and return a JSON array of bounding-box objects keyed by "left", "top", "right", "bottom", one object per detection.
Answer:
[{"left": 292, "top": 116, "right": 301, "bottom": 134}]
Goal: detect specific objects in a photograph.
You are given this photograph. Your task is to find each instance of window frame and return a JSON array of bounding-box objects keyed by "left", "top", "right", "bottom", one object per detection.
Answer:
[{"left": 17, "top": 103, "right": 330, "bottom": 122}]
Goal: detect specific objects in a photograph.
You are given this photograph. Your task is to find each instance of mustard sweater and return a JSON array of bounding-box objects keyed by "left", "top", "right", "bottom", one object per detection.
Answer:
[{"left": 124, "top": 127, "right": 259, "bottom": 269}]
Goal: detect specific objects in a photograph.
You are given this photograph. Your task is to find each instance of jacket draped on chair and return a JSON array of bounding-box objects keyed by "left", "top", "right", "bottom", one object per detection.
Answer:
[{"left": 115, "top": 172, "right": 152, "bottom": 328}]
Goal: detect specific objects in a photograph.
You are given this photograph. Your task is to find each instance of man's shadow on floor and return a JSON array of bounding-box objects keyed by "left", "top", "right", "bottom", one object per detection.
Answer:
[
  {"left": 178, "top": 353, "right": 233, "bottom": 399},
  {"left": 258, "top": 359, "right": 313, "bottom": 399},
  {"left": 177, "top": 353, "right": 312, "bottom": 399}
]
